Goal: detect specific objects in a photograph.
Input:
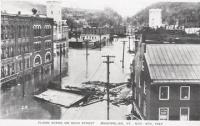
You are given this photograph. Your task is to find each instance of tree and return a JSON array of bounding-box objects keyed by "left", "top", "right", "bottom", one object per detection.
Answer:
[{"left": 32, "top": 8, "right": 37, "bottom": 15}]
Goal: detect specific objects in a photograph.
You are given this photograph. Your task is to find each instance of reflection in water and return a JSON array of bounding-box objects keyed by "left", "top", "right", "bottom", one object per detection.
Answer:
[{"left": 0, "top": 64, "right": 64, "bottom": 119}]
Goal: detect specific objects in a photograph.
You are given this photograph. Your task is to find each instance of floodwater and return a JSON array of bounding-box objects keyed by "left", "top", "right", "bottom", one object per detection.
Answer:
[
  {"left": 0, "top": 37, "right": 135, "bottom": 119},
  {"left": 62, "top": 37, "right": 135, "bottom": 87}
]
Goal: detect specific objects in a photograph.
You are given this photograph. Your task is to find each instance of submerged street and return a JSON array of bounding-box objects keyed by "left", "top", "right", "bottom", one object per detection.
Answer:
[{"left": 0, "top": 37, "right": 135, "bottom": 119}]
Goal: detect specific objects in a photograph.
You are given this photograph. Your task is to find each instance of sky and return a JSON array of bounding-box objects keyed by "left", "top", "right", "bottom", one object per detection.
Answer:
[{"left": 2, "top": 0, "right": 200, "bottom": 17}]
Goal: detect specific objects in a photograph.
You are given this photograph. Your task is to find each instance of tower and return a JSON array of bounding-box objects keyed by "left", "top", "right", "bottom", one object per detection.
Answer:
[
  {"left": 149, "top": 9, "right": 162, "bottom": 28},
  {"left": 46, "top": 0, "right": 62, "bottom": 40},
  {"left": 46, "top": 1, "right": 62, "bottom": 23}
]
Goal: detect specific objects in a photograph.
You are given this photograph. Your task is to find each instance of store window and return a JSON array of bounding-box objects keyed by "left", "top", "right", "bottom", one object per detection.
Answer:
[{"left": 159, "top": 86, "right": 169, "bottom": 100}]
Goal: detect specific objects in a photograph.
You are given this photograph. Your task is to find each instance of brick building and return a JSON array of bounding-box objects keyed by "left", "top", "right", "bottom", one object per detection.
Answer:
[
  {"left": 133, "top": 44, "right": 200, "bottom": 120},
  {"left": 1, "top": 13, "right": 54, "bottom": 90}
]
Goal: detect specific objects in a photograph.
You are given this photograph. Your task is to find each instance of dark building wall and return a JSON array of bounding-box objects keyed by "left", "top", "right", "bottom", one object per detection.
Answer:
[
  {"left": 136, "top": 56, "right": 200, "bottom": 120},
  {"left": 149, "top": 84, "right": 200, "bottom": 120}
]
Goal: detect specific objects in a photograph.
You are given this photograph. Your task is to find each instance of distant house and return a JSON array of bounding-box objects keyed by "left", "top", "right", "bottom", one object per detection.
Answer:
[
  {"left": 185, "top": 27, "right": 200, "bottom": 35},
  {"left": 133, "top": 44, "right": 200, "bottom": 120}
]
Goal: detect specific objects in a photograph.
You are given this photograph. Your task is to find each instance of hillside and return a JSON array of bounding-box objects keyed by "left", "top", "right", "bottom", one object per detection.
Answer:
[
  {"left": 1, "top": 1, "right": 46, "bottom": 15},
  {"left": 128, "top": 2, "right": 200, "bottom": 27},
  {"left": 1, "top": 1, "right": 123, "bottom": 27}
]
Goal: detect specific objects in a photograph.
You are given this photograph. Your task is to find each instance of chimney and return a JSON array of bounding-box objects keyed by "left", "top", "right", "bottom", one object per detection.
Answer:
[{"left": 18, "top": 11, "right": 21, "bottom": 15}]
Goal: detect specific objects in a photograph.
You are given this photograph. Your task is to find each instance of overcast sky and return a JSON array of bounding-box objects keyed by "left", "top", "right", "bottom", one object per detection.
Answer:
[{"left": 2, "top": 0, "right": 200, "bottom": 17}]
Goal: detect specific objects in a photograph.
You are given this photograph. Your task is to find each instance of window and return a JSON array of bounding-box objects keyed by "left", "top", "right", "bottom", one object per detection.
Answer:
[
  {"left": 138, "top": 76, "right": 141, "bottom": 88},
  {"left": 11, "top": 26, "right": 14, "bottom": 39},
  {"left": 19, "top": 60, "right": 22, "bottom": 71},
  {"left": 7, "top": 64, "right": 10, "bottom": 76},
  {"left": 144, "top": 81, "right": 146, "bottom": 94},
  {"left": 35, "top": 56, "right": 41, "bottom": 65},
  {"left": 143, "top": 101, "right": 146, "bottom": 116},
  {"left": 159, "top": 107, "right": 169, "bottom": 120},
  {"left": 159, "top": 86, "right": 169, "bottom": 100},
  {"left": 1, "top": 26, "right": 4, "bottom": 40},
  {"left": 45, "top": 52, "right": 51, "bottom": 63},
  {"left": 1, "top": 47, "right": 6, "bottom": 59},
  {"left": 180, "top": 107, "right": 189, "bottom": 121},
  {"left": 4, "top": 26, "right": 8, "bottom": 39},
  {"left": 18, "top": 26, "right": 22, "bottom": 38},
  {"left": 1, "top": 66, "right": 5, "bottom": 78},
  {"left": 134, "top": 88, "right": 137, "bottom": 100},
  {"left": 180, "top": 86, "right": 190, "bottom": 100},
  {"left": 25, "top": 58, "right": 30, "bottom": 69},
  {"left": 44, "top": 25, "right": 51, "bottom": 36},
  {"left": 138, "top": 94, "right": 141, "bottom": 108},
  {"left": 11, "top": 63, "right": 15, "bottom": 75},
  {"left": 33, "top": 25, "right": 41, "bottom": 37},
  {"left": 34, "top": 41, "right": 41, "bottom": 51}
]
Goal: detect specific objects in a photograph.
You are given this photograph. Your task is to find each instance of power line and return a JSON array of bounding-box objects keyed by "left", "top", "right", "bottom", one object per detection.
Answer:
[{"left": 88, "top": 62, "right": 103, "bottom": 81}]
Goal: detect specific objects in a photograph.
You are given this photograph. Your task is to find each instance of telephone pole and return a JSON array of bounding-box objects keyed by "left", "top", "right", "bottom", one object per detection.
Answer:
[
  {"left": 99, "top": 28, "right": 102, "bottom": 51},
  {"left": 100, "top": 34, "right": 101, "bottom": 51},
  {"left": 60, "top": 44, "right": 62, "bottom": 83},
  {"left": 22, "top": 54, "right": 25, "bottom": 97},
  {"left": 128, "top": 36, "right": 130, "bottom": 52},
  {"left": 121, "top": 41, "right": 127, "bottom": 68},
  {"left": 85, "top": 40, "right": 89, "bottom": 79},
  {"left": 102, "top": 55, "right": 115, "bottom": 120}
]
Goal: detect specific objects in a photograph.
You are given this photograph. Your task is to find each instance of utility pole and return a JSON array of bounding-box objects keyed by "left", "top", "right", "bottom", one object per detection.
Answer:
[
  {"left": 121, "top": 41, "right": 127, "bottom": 68},
  {"left": 102, "top": 55, "right": 115, "bottom": 120},
  {"left": 99, "top": 28, "right": 101, "bottom": 51},
  {"left": 60, "top": 44, "right": 62, "bottom": 83},
  {"left": 85, "top": 40, "right": 89, "bottom": 79},
  {"left": 128, "top": 36, "right": 130, "bottom": 52},
  {"left": 22, "top": 55, "right": 25, "bottom": 97}
]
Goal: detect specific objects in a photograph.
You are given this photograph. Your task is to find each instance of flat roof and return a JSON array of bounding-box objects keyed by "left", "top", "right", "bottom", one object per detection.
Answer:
[{"left": 1, "top": 13, "right": 53, "bottom": 20}]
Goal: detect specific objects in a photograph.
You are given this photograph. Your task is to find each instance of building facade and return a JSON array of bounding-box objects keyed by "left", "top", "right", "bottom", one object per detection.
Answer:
[
  {"left": 81, "top": 27, "right": 110, "bottom": 47},
  {"left": 149, "top": 9, "right": 162, "bottom": 28},
  {"left": 46, "top": 1, "right": 69, "bottom": 77},
  {"left": 133, "top": 44, "right": 200, "bottom": 120},
  {"left": 1, "top": 13, "right": 54, "bottom": 91}
]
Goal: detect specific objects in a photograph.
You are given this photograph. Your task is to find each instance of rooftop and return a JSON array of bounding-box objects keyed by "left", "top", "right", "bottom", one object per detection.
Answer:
[
  {"left": 145, "top": 44, "right": 200, "bottom": 84},
  {"left": 1, "top": 12, "right": 53, "bottom": 20}
]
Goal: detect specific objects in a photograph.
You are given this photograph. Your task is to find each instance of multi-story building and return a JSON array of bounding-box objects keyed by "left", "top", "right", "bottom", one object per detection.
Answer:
[
  {"left": 80, "top": 27, "right": 110, "bottom": 48},
  {"left": 1, "top": 13, "right": 54, "bottom": 90},
  {"left": 133, "top": 43, "right": 200, "bottom": 120},
  {"left": 149, "top": 9, "right": 162, "bottom": 28},
  {"left": 46, "top": 1, "right": 69, "bottom": 76}
]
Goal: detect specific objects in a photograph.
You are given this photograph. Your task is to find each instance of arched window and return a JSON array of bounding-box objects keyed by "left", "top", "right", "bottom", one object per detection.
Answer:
[
  {"left": 45, "top": 52, "right": 51, "bottom": 63},
  {"left": 34, "top": 54, "right": 42, "bottom": 66}
]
